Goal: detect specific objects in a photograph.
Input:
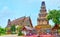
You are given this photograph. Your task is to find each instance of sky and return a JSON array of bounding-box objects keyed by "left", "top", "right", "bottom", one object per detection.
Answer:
[{"left": 0, "top": 0, "right": 60, "bottom": 28}]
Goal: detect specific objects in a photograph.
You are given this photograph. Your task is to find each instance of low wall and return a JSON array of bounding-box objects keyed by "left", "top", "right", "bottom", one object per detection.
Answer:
[{"left": 23, "top": 35, "right": 55, "bottom": 37}]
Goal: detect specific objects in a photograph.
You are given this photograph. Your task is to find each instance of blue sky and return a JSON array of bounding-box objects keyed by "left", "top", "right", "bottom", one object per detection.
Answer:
[{"left": 0, "top": 0, "right": 60, "bottom": 28}]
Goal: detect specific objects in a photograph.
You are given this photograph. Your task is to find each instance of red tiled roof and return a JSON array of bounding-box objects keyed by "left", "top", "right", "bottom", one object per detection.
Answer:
[{"left": 7, "top": 16, "right": 33, "bottom": 28}]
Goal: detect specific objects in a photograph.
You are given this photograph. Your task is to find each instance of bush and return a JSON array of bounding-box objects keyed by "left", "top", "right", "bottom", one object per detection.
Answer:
[
  {"left": 18, "top": 30, "right": 23, "bottom": 36},
  {"left": 0, "top": 27, "right": 6, "bottom": 36}
]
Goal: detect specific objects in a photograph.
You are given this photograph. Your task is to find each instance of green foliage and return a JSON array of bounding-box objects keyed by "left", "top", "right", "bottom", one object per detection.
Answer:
[
  {"left": 0, "top": 26, "right": 6, "bottom": 36},
  {"left": 58, "top": 29, "right": 60, "bottom": 33},
  {"left": 10, "top": 24, "right": 16, "bottom": 34},
  {"left": 47, "top": 10, "right": 60, "bottom": 24},
  {"left": 17, "top": 26, "right": 23, "bottom": 31},
  {"left": 18, "top": 30, "right": 23, "bottom": 36},
  {"left": 5, "top": 27, "right": 10, "bottom": 31},
  {"left": 16, "top": 26, "right": 23, "bottom": 36}
]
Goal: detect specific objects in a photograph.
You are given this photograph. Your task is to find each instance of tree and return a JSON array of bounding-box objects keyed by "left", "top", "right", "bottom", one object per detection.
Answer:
[
  {"left": 16, "top": 25, "right": 23, "bottom": 34},
  {"left": 18, "top": 30, "right": 23, "bottom": 36},
  {"left": 16, "top": 26, "right": 23, "bottom": 31},
  {"left": 5, "top": 27, "right": 11, "bottom": 34},
  {"left": 10, "top": 24, "right": 16, "bottom": 34},
  {"left": 0, "top": 26, "right": 2, "bottom": 35},
  {"left": 0, "top": 26, "right": 6, "bottom": 36},
  {"left": 46, "top": 10, "right": 60, "bottom": 27}
]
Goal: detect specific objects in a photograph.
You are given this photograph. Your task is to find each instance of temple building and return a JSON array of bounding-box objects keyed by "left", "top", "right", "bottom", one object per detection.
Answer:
[
  {"left": 6, "top": 1, "right": 59, "bottom": 34},
  {"left": 35, "top": 1, "right": 51, "bottom": 34},
  {"left": 6, "top": 16, "right": 33, "bottom": 34},
  {"left": 7, "top": 16, "right": 33, "bottom": 28}
]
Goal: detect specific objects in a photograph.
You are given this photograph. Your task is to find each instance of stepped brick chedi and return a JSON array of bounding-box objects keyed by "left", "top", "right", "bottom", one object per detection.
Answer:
[
  {"left": 7, "top": 16, "right": 33, "bottom": 28},
  {"left": 35, "top": 1, "right": 51, "bottom": 33}
]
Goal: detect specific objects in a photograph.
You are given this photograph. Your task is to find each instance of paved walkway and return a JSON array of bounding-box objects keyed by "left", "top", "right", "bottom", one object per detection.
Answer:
[{"left": 0, "top": 34, "right": 24, "bottom": 37}]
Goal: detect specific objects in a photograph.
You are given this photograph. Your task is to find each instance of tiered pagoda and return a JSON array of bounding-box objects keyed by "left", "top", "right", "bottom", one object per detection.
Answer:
[{"left": 35, "top": 1, "right": 51, "bottom": 33}]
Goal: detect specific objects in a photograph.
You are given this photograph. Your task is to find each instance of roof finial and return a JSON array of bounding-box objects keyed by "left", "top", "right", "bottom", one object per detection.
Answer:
[{"left": 41, "top": 1, "right": 45, "bottom": 6}]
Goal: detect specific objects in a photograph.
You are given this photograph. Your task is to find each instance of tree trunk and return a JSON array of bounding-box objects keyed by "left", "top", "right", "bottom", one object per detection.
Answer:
[{"left": 54, "top": 24, "right": 59, "bottom": 29}]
